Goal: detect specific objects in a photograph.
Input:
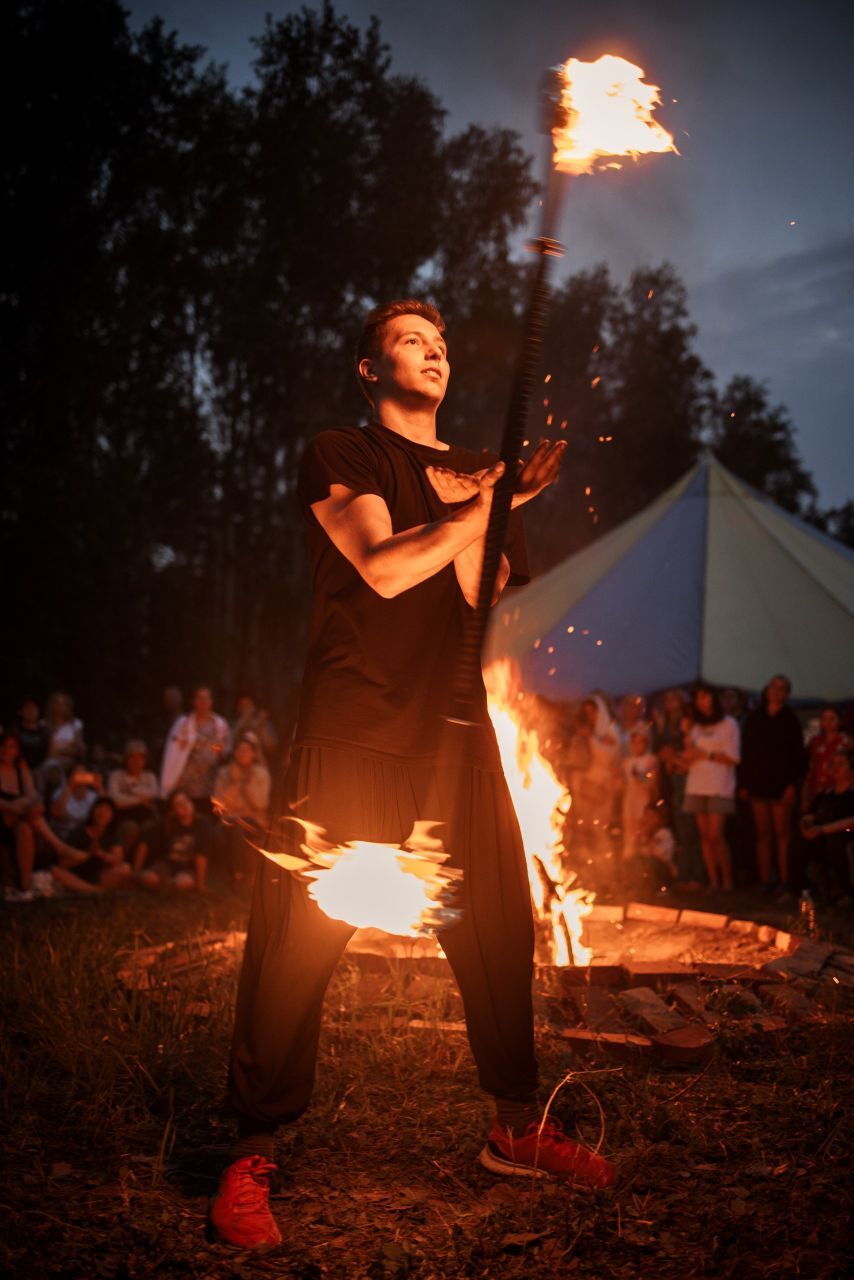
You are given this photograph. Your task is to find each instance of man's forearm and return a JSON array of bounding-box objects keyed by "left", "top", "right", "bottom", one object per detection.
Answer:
[
  {"left": 365, "top": 500, "right": 489, "bottom": 598},
  {"left": 454, "top": 537, "right": 510, "bottom": 608}
]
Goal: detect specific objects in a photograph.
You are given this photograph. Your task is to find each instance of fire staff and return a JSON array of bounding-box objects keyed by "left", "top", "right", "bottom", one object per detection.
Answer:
[{"left": 210, "top": 300, "right": 616, "bottom": 1249}]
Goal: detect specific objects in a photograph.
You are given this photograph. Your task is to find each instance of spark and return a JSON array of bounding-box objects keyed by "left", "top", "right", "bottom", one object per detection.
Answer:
[
  {"left": 544, "top": 373, "right": 552, "bottom": 383},
  {"left": 567, "top": 625, "right": 575, "bottom": 633},
  {"left": 584, "top": 485, "right": 591, "bottom": 496},
  {"left": 591, "top": 376, "right": 601, "bottom": 388},
  {"left": 546, "top": 413, "right": 553, "bottom": 426}
]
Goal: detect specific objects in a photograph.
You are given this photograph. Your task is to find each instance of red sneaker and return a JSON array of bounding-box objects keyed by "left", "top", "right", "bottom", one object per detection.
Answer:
[
  {"left": 479, "top": 1116, "right": 616, "bottom": 1188},
  {"left": 209, "top": 1156, "right": 282, "bottom": 1247}
]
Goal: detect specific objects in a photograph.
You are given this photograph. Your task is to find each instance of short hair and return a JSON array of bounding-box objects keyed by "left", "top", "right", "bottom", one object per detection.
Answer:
[{"left": 355, "top": 299, "right": 445, "bottom": 404}]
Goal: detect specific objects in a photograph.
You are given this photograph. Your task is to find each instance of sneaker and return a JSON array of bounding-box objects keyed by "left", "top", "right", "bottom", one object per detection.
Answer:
[
  {"left": 479, "top": 1117, "right": 616, "bottom": 1188},
  {"left": 209, "top": 1156, "right": 282, "bottom": 1248}
]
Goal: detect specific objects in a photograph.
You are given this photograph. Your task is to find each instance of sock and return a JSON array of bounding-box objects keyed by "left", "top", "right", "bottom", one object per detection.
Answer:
[
  {"left": 229, "top": 1121, "right": 277, "bottom": 1164},
  {"left": 494, "top": 1098, "right": 541, "bottom": 1138}
]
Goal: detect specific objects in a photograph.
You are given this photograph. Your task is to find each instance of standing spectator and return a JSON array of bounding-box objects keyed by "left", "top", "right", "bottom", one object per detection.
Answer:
[
  {"left": 231, "top": 696, "right": 279, "bottom": 764},
  {"left": 42, "top": 691, "right": 85, "bottom": 779},
  {"left": 567, "top": 696, "right": 621, "bottom": 855},
  {"left": 52, "top": 797, "right": 132, "bottom": 895},
  {"left": 1, "top": 731, "right": 80, "bottom": 895},
  {"left": 160, "top": 686, "right": 231, "bottom": 817},
  {"left": 617, "top": 694, "right": 650, "bottom": 753},
  {"left": 799, "top": 751, "right": 854, "bottom": 905},
  {"left": 740, "top": 674, "right": 805, "bottom": 892},
  {"left": 108, "top": 739, "right": 159, "bottom": 850},
  {"left": 12, "top": 697, "right": 49, "bottom": 773},
  {"left": 135, "top": 789, "right": 210, "bottom": 891},
  {"left": 654, "top": 689, "right": 704, "bottom": 887},
  {"left": 214, "top": 732, "right": 271, "bottom": 883},
  {"left": 49, "top": 764, "right": 102, "bottom": 842},
  {"left": 620, "top": 728, "right": 659, "bottom": 857},
  {"left": 152, "top": 685, "right": 185, "bottom": 773},
  {"left": 802, "top": 706, "right": 851, "bottom": 810},
  {"left": 683, "top": 685, "right": 741, "bottom": 891}
]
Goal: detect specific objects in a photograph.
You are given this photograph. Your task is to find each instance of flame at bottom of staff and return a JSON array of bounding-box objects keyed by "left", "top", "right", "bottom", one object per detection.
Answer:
[{"left": 255, "top": 816, "right": 462, "bottom": 936}]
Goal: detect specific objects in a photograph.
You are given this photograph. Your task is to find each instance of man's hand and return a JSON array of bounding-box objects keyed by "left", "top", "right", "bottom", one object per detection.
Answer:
[{"left": 425, "top": 440, "right": 566, "bottom": 510}]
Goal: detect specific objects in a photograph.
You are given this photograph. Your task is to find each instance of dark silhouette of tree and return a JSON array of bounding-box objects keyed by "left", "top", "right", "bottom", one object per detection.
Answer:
[{"left": 708, "top": 374, "right": 817, "bottom": 515}]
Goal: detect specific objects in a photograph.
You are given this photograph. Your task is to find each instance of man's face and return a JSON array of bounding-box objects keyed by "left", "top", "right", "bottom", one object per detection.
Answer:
[{"left": 363, "top": 314, "right": 449, "bottom": 406}]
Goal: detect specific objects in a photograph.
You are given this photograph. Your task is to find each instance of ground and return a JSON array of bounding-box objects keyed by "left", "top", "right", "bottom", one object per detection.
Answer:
[{"left": 1, "top": 887, "right": 852, "bottom": 1280}]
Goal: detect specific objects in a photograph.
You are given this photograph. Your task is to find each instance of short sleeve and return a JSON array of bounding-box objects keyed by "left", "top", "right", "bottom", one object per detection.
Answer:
[{"left": 298, "top": 429, "right": 384, "bottom": 510}]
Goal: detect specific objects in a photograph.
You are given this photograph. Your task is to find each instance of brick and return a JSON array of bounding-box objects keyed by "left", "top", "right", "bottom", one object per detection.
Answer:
[
  {"left": 625, "top": 901, "right": 681, "bottom": 924},
  {"left": 669, "top": 982, "right": 716, "bottom": 1025},
  {"left": 568, "top": 987, "right": 622, "bottom": 1032},
  {"left": 823, "top": 965, "right": 854, "bottom": 989},
  {"left": 758, "top": 984, "right": 816, "bottom": 1021},
  {"left": 757, "top": 925, "right": 777, "bottom": 944},
  {"left": 556, "top": 962, "right": 626, "bottom": 989},
  {"left": 652, "top": 1025, "right": 716, "bottom": 1066},
  {"left": 762, "top": 940, "right": 833, "bottom": 979},
  {"left": 706, "top": 985, "right": 763, "bottom": 1017},
  {"left": 774, "top": 930, "right": 796, "bottom": 952},
  {"left": 693, "top": 963, "right": 767, "bottom": 984},
  {"left": 618, "top": 986, "right": 688, "bottom": 1035},
  {"left": 745, "top": 1013, "right": 788, "bottom": 1036},
  {"left": 587, "top": 903, "right": 625, "bottom": 923},
  {"left": 561, "top": 1027, "right": 653, "bottom": 1063},
  {"left": 678, "top": 909, "right": 729, "bottom": 929},
  {"left": 728, "top": 919, "right": 758, "bottom": 935},
  {"left": 622, "top": 959, "right": 694, "bottom": 988},
  {"left": 827, "top": 951, "right": 854, "bottom": 974}
]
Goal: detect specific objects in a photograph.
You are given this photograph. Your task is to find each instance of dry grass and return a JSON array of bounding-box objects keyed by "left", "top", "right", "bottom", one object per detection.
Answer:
[{"left": 1, "top": 891, "right": 852, "bottom": 1280}]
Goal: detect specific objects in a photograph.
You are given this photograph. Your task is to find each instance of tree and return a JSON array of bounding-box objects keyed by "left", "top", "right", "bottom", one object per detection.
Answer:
[{"left": 707, "top": 375, "right": 817, "bottom": 515}]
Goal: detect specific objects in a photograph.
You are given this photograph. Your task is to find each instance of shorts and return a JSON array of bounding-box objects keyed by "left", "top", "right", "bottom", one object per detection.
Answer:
[{"left": 683, "top": 794, "right": 735, "bottom": 815}]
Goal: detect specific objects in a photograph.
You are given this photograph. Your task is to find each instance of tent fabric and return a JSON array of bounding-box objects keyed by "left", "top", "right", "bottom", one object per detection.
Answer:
[{"left": 486, "top": 455, "right": 854, "bottom": 701}]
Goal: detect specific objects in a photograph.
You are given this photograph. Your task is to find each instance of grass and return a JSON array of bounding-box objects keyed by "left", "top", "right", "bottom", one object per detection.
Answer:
[{"left": 1, "top": 888, "right": 852, "bottom": 1280}]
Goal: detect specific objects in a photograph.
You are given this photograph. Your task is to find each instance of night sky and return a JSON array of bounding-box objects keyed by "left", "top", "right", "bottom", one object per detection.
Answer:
[{"left": 128, "top": 0, "right": 854, "bottom": 508}]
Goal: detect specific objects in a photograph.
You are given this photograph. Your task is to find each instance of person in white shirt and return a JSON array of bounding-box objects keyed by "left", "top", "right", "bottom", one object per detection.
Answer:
[
  {"left": 621, "top": 728, "right": 659, "bottom": 856},
  {"left": 682, "top": 685, "right": 741, "bottom": 890}
]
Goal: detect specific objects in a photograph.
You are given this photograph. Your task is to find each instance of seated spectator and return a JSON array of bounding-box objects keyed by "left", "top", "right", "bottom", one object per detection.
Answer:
[
  {"left": 802, "top": 706, "right": 851, "bottom": 810},
  {"left": 799, "top": 751, "right": 854, "bottom": 906},
  {"left": 160, "top": 686, "right": 230, "bottom": 818},
  {"left": 12, "top": 696, "right": 49, "bottom": 773},
  {"left": 621, "top": 727, "right": 659, "bottom": 856},
  {"left": 50, "top": 764, "right": 102, "bottom": 842},
  {"left": 1, "top": 731, "right": 81, "bottom": 896},
  {"left": 624, "top": 804, "right": 677, "bottom": 893},
  {"left": 108, "top": 739, "right": 159, "bottom": 849},
  {"left": 231, "top": 695, "right": 279, "bottom": 764},
  {"left": 41, "top": 690, "right": 86, "bottom": 791},
  {"left": 214, "top": 731, "right": 271, "bottom": 882},
  {"left": 52, "top": 797, "right": 132, "bottom": 895},
  {"left": 135, "top": 789, "right": 210, "bottom": 891}
]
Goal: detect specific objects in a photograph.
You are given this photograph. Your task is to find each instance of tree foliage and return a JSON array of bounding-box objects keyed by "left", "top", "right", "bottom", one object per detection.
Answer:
[{"left": 2, "top": 0, "right": 835, "bottom": 742}]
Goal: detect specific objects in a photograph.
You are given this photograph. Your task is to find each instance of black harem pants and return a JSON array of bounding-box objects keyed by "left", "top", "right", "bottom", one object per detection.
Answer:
[{"left": 227, "top": 742, "right": 539, "bottom": 1130}]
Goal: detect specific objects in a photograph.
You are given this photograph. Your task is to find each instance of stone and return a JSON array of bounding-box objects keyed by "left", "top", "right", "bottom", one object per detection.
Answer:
[
  {"left": 556, "top": 962, "right": 626, "bottom": 989},
  {"left": 762, "top": 940, "right": 833, "bottom": 979},
  {"left": 669, "top": 982, "right": 717, "bottom": 1025},
  {"left": 678, "top": 909, "right": 729, "bottom": 929},
  {"left": 587, "top": 903, "right": 625, "bottom": 923},
  {"left": 568, "top": 987, "right": 623, "bottom": 1032},
  {"left": 625, "top": 901, "right": 681, "bottom": 924},
  {"left": 622, "top": 960, "right": 694, "bottom": 988},
  {"left": 652, "top": 1025, "right": 716, "bottom": 1066},
  {"left": 560, "top": 1027, "right": 653, "bottom": 1063},
  {"left": 693, "top": 963, "right": 769, "bottom": 984},
  {"left": 758, "top": 984, "right": 816, "bottom": 1021},
  {"left": 618, "top": 986, "right": 688, "bottom": 1035},
  {"left": 728, "top": 919, "right": 758, "bottom": 935}
]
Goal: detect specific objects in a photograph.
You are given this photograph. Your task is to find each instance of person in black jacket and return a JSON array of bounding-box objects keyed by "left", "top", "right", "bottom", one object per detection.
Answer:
[{"left": 739, "top": 674, "right": 805, "bottom": 891}]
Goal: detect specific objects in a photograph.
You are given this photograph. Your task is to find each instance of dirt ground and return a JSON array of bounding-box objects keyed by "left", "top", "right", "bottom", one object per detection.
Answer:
[{"left": 1, "top": 888, "right": 852, "bottom": 1280}]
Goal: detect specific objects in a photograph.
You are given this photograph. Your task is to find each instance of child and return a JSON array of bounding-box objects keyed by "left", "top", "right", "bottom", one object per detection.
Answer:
[
  {"left": 621, "top": 729, "right": 659, "bottom": 857},
  {"left": 626, "top": 805, "right": 677, "bottom": 893}
]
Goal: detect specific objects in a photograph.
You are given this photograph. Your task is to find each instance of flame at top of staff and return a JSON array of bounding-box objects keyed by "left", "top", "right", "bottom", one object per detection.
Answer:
[{"left": 552, "top": 55, "right": 677, "bottom": 176}]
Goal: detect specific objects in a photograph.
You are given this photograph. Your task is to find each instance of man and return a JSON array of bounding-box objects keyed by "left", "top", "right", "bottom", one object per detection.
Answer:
[{"left": 211, "top": 300, "right": 616, "bottom": 1249}]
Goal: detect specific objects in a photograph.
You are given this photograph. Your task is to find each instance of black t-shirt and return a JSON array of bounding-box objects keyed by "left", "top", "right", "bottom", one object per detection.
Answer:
[
  {"left": 67, "top": 821, "right": 122, "bottom": 884},
  {"left": 813, "top": 787, "right": 854, "bottom": 831},
  {"left": 143, "top": 815, "right": 211, "bottom": 869},
  {"left": 296, "top": 423, "right": 529, "bottom": 766}
]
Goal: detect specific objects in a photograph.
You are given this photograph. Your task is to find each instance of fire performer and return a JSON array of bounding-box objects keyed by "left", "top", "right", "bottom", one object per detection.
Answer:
[{"left": 211, "top": 300, "right": 616, "bottom": 1248}]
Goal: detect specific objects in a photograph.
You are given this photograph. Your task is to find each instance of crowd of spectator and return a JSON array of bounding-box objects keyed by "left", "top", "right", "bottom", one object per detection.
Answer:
[
  {"left": 2, "top": 673, "right": 852, "bottom": 912},
  {"left": 0, "top": 686, "right": 280, "bottom": 901},
  {"left": 554, "top": 675, "right": 853, "bottom": 907}
]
